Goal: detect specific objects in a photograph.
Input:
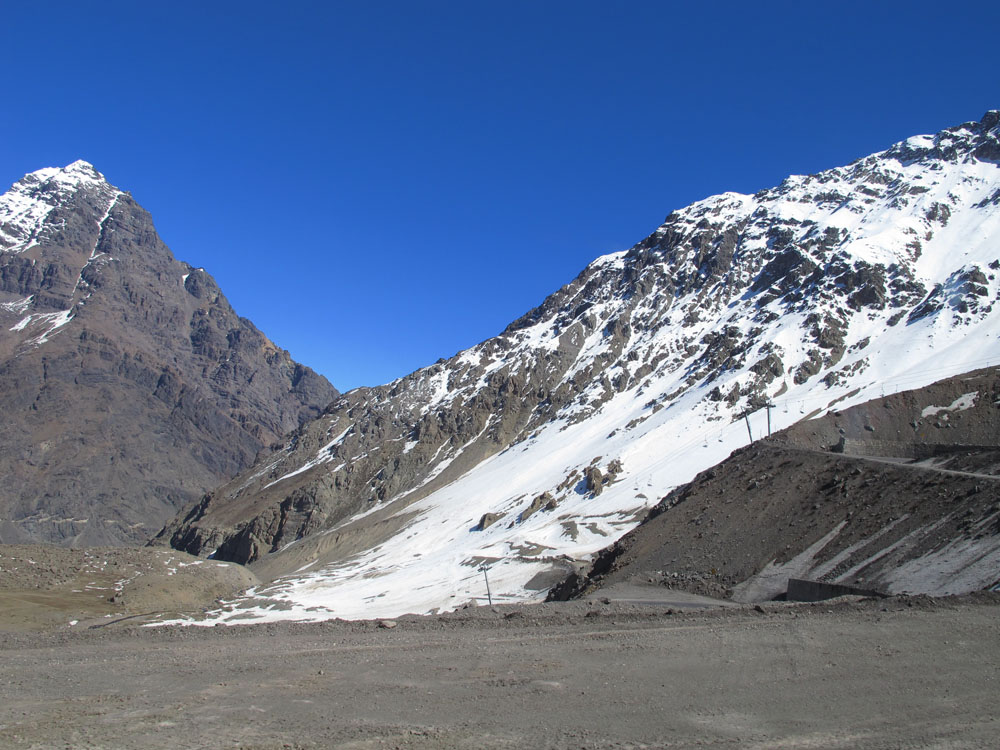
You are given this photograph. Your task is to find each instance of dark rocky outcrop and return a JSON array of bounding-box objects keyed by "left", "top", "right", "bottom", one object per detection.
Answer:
[{"left": 476, "top": 512, "right": 503, "bottom": 530}]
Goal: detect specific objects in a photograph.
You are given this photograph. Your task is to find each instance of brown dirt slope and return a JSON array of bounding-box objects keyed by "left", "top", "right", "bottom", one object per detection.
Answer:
[
  {"left": 551, "top": 367, "right": 1000, "bottom": 602},
  {"left": 0, "top": 544, "right": 258, "bottom": 631}
]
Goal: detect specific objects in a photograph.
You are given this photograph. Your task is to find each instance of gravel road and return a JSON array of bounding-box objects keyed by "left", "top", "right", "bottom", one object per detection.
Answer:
[{"left": 2, "top": 595, "right": 998, "bottom": 749}]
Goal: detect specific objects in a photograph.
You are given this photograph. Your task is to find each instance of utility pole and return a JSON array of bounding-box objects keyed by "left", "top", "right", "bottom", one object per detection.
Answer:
[
  {"left": 742, "top": 410, "right": 753, "bottom": 444},
  {"left": 480, "top": 564, "right": 493, "bottom": 606},
  {"left": 766, "top": 402, "right": 775, "bottom": 437}
]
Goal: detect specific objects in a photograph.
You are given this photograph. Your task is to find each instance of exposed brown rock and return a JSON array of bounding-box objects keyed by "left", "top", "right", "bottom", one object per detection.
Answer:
[{"left": 0, "top": 164, "right": 337, "bottom": 546}]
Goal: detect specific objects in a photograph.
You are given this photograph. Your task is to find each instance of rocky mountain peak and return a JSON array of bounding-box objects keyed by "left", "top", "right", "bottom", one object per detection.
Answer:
[
  {"left": 1, "top": 160, "right": 121, "bottom": 257},
  {"left": 49, "top": 159, "right": 105, "bottom": 181},
  {"left": 155, "top": 114, "right": 1000, "bottom": 623},
  {"left": 0, "top": 163, "right": 338, "bottom": 546},
  {"left": 883, "top": 110, "right": 1000, "bottom": 165},
  {"left": 19, "top": 159, "right": 108, "bottom": 188},
  {"left": 8, "top": 159, "right": 113, "bottom": 201}
]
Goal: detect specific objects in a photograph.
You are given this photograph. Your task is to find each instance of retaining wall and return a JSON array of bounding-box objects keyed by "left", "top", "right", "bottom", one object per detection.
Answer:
[
  {"left": 835, "top": 438, "right": 997, "bottom": 459},
  {"left": 785, "top": 578, "right": 886, "bottom": 602}
]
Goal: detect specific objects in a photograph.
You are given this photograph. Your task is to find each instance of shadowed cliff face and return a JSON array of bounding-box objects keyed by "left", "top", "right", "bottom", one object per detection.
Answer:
[
  {"left": 0, "top": 162, "right": 338, "bottom": 546},
  {"left": 153, "top": 112, "right": 1000, "bottom": 617}
]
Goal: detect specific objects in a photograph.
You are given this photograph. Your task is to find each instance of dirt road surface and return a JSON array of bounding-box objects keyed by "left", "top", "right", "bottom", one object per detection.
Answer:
[{"left": 1, "top": 595, "right": 998, "bottom": 749}]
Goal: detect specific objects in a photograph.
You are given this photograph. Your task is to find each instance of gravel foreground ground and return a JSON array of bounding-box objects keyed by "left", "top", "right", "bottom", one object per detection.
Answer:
[{"left": 1, "top": 594, "right": 998, "bottom": 749}]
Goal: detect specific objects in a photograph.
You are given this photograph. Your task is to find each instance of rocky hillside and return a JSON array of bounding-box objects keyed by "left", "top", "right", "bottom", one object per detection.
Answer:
[
  {"left": 157, "top": 112, "right": 1000, "bottom": 623},
  {"left": 0, "top": 162, "right": 338, "bottom": 546},
  {"left": 549, "top": 366, "right": 1000, "bottom": 603}
]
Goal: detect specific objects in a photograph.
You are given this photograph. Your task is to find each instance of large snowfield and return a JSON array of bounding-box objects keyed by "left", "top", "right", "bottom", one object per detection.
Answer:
[{"left": 163, "top": 116, "right": 1000, "bottom": 624}]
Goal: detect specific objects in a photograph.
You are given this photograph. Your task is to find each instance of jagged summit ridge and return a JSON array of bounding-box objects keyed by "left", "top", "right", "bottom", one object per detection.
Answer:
[
  {"left": 32, "top": 159, "right": 106, "bottom": 184},
  {"left": 0, "top": 162, "right": 131, "bottom": 353},
  {"left": 151, "top": 111, "right": 997, "bottom": 621},
  {"left": 0, "top": 160, "right": 119, "bottom": 256}
]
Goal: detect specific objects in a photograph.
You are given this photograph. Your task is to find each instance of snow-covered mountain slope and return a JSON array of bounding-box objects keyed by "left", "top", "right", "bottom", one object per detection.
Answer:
[
  {"left": 549, "top": 365, "right": 1000, "bottom": 605},
  {"left": 0, "top": 162, "right": 337, "bottom": 545},
  {"left": 157, "top": 111, "right": 1000, "bottom": 623}
]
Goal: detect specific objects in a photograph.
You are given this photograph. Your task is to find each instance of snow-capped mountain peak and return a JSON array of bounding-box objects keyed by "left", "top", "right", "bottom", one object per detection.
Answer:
[
  {"left": 0, "top": 161, "right": 338, "bottom": 546},
  {"left": 1, "top": 160, "right": 120, "bottom": 256},
  {"left": 154, "top": 111, "right": 1000, "bottom": 622},
  {"left": 35, "top": 158, "right": 106, "bottom": 183}
]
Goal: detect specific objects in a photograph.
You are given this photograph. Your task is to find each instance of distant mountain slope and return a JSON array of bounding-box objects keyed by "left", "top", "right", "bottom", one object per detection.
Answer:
[
  {"left": 158, "top": 112, "right": 1000, "bottom": 622},
  {"left": 0, "top": 161, "right": 338, "bottom": 545},
  {"left": 549, "top": 366, "right": 1000, "bottom": 603}
]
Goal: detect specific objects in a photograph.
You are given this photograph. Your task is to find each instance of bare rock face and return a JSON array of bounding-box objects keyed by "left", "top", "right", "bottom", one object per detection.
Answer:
[{"left": 0, "top": 162, "right": 338, "bottom": 546}]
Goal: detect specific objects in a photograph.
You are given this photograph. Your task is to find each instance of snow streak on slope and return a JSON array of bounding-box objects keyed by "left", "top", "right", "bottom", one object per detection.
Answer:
[{"left": 160, "top": 112, "right": 1000, "bottom": 625}]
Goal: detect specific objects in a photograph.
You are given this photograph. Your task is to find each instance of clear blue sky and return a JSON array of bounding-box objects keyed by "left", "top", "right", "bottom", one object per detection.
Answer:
[{"left": 2, "top": 1, "right": 997, "bottom": 390}]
